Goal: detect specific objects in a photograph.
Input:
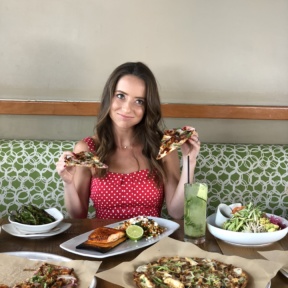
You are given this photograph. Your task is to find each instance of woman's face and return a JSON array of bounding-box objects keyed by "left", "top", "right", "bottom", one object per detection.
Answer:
[{"left": 109, "top": 75, "right": 146, "bottom": 129}]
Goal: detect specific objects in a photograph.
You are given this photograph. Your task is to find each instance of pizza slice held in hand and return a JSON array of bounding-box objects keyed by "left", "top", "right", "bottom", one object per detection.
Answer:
[
  {"left": 64, "top": 151, "right": 108, "bottom": 169},
  {"left": 156, "top": 127, "right": 198, "bottom": 160}
]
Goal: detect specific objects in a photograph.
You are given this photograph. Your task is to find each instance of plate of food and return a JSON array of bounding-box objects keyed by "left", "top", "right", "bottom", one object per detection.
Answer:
[
  {"left": 207, "top": 202, "right": 288, "bottom": 246},
  {"left": 1, "top": 222, "right": 71, "bottom": 238},
  {"left": 0, "top": 252, "right": 97, "bottom": 288},
  {"left": 8, "top": 204, "right": 64, "bottom": 233},
  {"left": 60, "top": 216, "right": 180, "bottom": 259}
]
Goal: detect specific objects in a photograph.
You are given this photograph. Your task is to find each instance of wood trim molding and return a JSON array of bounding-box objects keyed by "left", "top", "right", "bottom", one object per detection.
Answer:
[{"left": 0, "top": 100, "right": 287, "bottom": 120}]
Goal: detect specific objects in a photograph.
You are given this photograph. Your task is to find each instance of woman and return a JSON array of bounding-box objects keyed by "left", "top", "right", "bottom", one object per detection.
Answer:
[{"left": 56, "top": 62, "right": 200, "bottom": 219}]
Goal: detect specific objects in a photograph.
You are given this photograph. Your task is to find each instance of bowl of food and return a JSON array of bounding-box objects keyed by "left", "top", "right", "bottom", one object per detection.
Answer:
[
  {"left": 9, "top": 205, "right": 63, "bottom": 234},
  {"left": 207, "top": 202, "right": 288, "bottom": 246}
]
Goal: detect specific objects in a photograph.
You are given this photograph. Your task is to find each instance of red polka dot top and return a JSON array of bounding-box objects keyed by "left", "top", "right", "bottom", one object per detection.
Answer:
[{"left": 83, "top": 137, "right": 164, "bottom": 219}]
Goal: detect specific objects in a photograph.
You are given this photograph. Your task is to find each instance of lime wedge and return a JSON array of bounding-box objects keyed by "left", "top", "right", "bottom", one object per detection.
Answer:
[
  {"left": 126, "top": 225, "right": 144, "bottom": 241},
  {"left": 197, "top": 183, "right": 208, "bottom": 201}
]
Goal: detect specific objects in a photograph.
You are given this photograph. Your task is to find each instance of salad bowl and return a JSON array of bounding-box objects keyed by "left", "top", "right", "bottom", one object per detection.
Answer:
[{"left": 207, "top": 212, "right": 288, "bottom": 246}]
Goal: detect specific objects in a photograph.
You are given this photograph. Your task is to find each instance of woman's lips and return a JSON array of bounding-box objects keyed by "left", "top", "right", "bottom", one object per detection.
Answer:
[{"left": 117, "top": 113, "right": 134, "bottom": 120}]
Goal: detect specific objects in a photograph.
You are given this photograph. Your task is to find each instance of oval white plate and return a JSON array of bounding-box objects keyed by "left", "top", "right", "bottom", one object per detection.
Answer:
[
  {"left": 207, "top": 213, "right": 288, "bottom": 246},
  {"left": 2, "top": 251, "right": 72, "bottom": 262},
  {"left": 60, "top": 216, "right": 180, "bottom": 259},
  {"left": 2, "top": 222, "right": 71, "bottom": 238}
]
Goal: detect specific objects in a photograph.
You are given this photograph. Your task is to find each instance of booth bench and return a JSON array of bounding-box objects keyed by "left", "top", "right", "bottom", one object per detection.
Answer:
[{"left": 0, "top": 139, "right": 287, "bottom": 219}]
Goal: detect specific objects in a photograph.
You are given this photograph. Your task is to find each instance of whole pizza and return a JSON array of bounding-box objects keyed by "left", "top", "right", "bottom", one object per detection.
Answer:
[{"left": 134, "top": 256, "right": 248, "bottom": 288}]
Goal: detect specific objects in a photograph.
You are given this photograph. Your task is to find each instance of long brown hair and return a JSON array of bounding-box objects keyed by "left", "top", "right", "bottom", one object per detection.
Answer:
[{"left": 94, "top": 62, "right": 166, "bottom": 185}]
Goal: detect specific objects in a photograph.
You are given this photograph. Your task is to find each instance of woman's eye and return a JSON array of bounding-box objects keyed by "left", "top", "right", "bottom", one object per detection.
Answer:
[
  {"left": 116, "top": 93, "right": 125, "bottom": 99},
  {"left": 136, "top": 99, "right": 145, "bottom": 106}
]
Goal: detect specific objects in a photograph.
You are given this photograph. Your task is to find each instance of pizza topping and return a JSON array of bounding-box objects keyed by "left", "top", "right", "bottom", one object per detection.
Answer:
[
  {"left": 134, "top": 256, "right": 248, "bottom": 288},
  {"left": 64, "top": 151, "right": 108, "bottom": 169},
  {"left": 157, "top": 127, "right": 198, "bottom": 160},
  {"left": 8, "top": 263, "right": 79, "bottom": 288}
]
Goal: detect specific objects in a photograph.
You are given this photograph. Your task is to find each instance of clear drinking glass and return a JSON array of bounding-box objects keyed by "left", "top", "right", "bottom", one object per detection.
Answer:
[{"left": 184, "top": 182, "right": 207, "bottom": 244}]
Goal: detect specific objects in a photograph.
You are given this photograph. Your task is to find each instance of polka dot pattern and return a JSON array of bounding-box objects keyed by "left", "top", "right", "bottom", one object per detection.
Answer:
[{"left": 84, "top": 137, "right": 164, "bottom": 219}]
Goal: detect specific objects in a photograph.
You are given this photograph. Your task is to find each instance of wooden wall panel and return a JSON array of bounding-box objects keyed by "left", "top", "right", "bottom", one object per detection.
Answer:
[{"left": 0, "top": 100, "right": 287, "bottom": 120}]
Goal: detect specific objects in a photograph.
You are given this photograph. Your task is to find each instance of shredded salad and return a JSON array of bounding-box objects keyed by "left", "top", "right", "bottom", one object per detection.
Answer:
[{"left": 222, "top": 202, "right": 287, "bottom": 233}]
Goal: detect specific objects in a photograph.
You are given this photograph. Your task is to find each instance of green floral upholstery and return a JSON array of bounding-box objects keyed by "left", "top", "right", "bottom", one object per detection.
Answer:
[
  {"left": 0, "top": 140, "right": 74, "bottom": 219},
  {"left": 0, "top": 140, "right": 287, "bottom": 219}
]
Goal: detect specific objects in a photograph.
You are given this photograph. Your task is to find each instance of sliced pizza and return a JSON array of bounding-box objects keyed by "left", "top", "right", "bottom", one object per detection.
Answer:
[
  {"left": 156, "top": 127, "right": 198, "bottom": 160},
  {"left": 13, "top": 263, "right": 78, "bottom": 288},
  {"left": 64, "top": 151, "right": 108, "bottom": 169},
  {"left": 134, "top": 256, "right": 248, "bottom": 288}
]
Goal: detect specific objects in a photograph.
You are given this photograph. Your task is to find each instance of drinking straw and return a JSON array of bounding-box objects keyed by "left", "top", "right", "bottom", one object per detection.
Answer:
[{"left": 187, "top": 155, "right": 190, "bottom": 183}]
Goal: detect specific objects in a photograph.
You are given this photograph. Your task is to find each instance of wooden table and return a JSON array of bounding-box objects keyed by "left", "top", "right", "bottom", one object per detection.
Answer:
[{"left": 1, "top": 218, "right": 287, "bottom": 287}]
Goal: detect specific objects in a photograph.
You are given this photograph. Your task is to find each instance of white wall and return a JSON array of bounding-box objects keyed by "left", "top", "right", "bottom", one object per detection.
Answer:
[{"left": 0, "top": 0, "right": 287, "bottom": 143}]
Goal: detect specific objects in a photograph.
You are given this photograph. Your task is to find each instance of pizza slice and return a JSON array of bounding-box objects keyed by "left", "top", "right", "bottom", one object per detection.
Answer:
[
  {"left": 156, "top": 127, "right": 198, "bottom": 160},
  {"left": 64, "top": 151, "right": 108, "bottom": 169},
  {"left": 13, "top": 263, "right": 78, "bottom": 287}
]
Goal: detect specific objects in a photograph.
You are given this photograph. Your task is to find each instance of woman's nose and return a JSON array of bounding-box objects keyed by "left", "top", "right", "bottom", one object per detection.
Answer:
[{"left": 121, "top": 100, "right": 132, "bottom": 112}]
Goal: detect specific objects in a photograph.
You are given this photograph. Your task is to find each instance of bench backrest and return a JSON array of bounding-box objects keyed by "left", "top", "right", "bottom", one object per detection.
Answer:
[{"left": 0, "top": 139, "right": 287, "bottom": 219}]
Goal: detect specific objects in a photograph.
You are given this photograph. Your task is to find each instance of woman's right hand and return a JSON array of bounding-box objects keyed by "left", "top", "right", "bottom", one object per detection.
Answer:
[{"left": 56, "top": 151, "right": 76, "bottom": 184}]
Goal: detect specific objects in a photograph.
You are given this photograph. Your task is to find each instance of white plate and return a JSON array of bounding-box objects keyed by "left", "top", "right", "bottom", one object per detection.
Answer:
[
  {"left": 2, "top": 251, "right": 72, "bottom": 262},
  {"left": 207, "top": 213, "right": 288, "bottom": 246},
  {"left": 60, "top": 217, "right": 180, "bottom": 259},
  {"left": 280, "top": 269, "right": 288, "bottom": 278},
  {"left": 2, "top": 222, "right": 71, "bottom": 238},
  {"left": 1, "top": 251, "right": 97, "bottom": 288}
]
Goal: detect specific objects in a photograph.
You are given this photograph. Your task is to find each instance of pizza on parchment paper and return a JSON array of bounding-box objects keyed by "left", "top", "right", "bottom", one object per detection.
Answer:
[
  {"left": 156, "top": 127, "right": 198, "bottom": 160},
  {"left": 0, "top": 263, "right": 78, "bottom": 288},
  {"left": 64, "top": 151, "right": 108, "bottom": 169},
  {"left": 134, "top": 256, "right": 248, "bottom": 288}
]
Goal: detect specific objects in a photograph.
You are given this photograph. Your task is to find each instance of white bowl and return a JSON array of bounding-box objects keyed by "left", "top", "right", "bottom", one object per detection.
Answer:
[
  {"left": 9, "top": 208, "right": 63, "bottom": 234},
  {"left": 215, "top": 203, "right": 242, "bottom": 227},
  {"left": 207, "top": 213, "right": 288, "bottom": 246}
]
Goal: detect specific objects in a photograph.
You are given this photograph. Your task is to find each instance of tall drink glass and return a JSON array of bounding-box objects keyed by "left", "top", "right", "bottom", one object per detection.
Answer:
[{"left": 184, "top": 182, "right": 207, "bottom": 244}]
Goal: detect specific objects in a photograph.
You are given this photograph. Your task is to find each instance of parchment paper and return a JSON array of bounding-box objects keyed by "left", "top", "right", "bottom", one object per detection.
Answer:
[
  {"left": 0, "top": 254, "right": 101, "bottom": 287},
  {"left": 257, "top": 250, "right": 288, "bottom": 272},
  {"left": 216, "top": 238, "right": 283, "bottom": 259},
  {"left": 96, "top": 237, "right": 282, "bottom": 288}
]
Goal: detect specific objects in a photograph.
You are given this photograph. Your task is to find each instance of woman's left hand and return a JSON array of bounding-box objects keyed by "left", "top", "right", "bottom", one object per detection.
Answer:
[{"left": 181, "top": 126, "right": 201, "bottom": 160}]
